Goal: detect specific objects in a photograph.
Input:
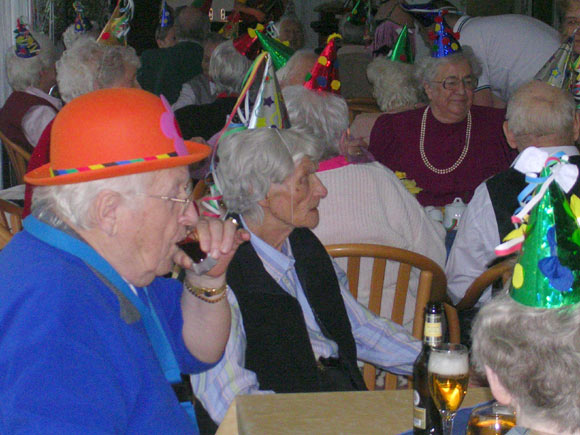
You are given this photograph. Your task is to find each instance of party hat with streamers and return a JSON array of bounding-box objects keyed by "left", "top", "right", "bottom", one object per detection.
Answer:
[
  {"left": 535, "top": 30, "right": 577, "bottom": 90},
  {"left": 428, "top": 10, "right": 461, "bottom": 58},
  {"left": 494, "top": 147, "right": 580, "bottom": 308},
  {"left": 248, "top": 53, "right": 291, "bottom": 129},
  {"left": 389, "top": 25, "right": 413, "bottom": 64},
  {"left": 73, "top": 2, "right": 93, "bottom": 33},
  {"left": 304, "top": 33, "right": 341, "bottom": 94},
  {"left": 256, "top": 31, "right": 294, "bottom": 70},
  {"left": 97, "top": 0, "right": 134, "bottom": 46},
  {"left": 14, "top": 19, "right": 40, "bottom": 58}
]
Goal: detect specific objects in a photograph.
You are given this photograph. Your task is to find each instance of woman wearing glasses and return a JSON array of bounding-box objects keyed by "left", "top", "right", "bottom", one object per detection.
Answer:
[{"left": 369, "top": 46, "right": 515, "bottom": 207}]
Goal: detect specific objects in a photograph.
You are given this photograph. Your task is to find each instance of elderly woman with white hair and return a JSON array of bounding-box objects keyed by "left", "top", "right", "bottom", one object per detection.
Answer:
[
  {"left": 175, "top": 40, "right": 251, "bottom": 140},
  {"left": 0, "top": 32, "right": 60, "bottom": 153},
  {"left": 471, "top": 295, "right": 580, "bottom": 434},
  {"left": 369, "top": 48, "right": 516, "bottom": 207},
  {"left": 190, "top": 127, "right": 422, "bottom": 426},
  {"left": 282, "top": 84, "right": 445, "bottom": 328},
  {"left": 23, "top": 38, "right": 141, "bottom": 217}
]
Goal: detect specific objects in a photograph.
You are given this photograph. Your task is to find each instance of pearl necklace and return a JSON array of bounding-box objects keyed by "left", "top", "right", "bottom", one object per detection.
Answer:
[{"left": 419, "top": 106, "right": 472, "bottom": 175}]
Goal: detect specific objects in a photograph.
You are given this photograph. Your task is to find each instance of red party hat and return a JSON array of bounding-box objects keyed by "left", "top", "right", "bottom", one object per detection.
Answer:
[
  {"left": 233, "top": 24, "right": 265, "bottom": 60},
  {"left": 304, "top": 33, "right": 342, "bottom": 94}
]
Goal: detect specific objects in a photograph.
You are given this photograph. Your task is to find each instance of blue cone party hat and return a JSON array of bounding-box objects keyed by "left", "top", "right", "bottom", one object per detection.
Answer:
[
  {"left": 73, "top": 1, "right": 93, "bottom": 33},
  {"left": 159, "top": 0, "right": 173, "bottom": 29},
  {"left": 428, "top": 10, "right": 461, "bottom": 58},
  {"left": 14, "top": 18, "right": 40, "bottom": 58},
  {"left": 248, "top": 53, "right": 291, "bottom": 129},
  {"left": 535, "top": 29, "right": 577, "bottom": 90},
  {"left": 494, "top": 148, "right": 580, "bottom": 308}
]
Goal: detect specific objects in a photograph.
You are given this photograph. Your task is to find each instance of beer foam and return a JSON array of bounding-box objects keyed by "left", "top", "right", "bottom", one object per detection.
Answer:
[{"left": 428, "top": 352, "right": 469, "bottom": 375}]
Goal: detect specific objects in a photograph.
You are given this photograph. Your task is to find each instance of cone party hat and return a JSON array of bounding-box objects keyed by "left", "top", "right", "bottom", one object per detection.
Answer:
[
  {"left": 219, "top": 11, "right": 240, "bottom": 39},
  {"left": 159, "top": 0, "right": 173, "bottom": 29},
  {"left": 14, "top": 18, "right": 40, "bottom": 58},
  {"left": 534, "top": 30, "right": 577, "bottom": 90},
  {"left": 347, "top": 0, "right": 367, "bottom": 25},
  {"left": 428, "top": 10, "right": 461, "bottom": 58},
  {"left": 495, "top": 148, "right": 580, "bottom": 308},
  {"left": 248, "top": 54, "right": 291, "bottom": 129},
  {"left": 389, "top": 25, "right": 413, "bottom": 64},
  {"left": 304, "top": 33, "right": 341, "bottom": 94},
  {"left": 73, "top": 1, "right": 93, "bottom": 33},
  {"left": 97, "top": 0, "right": 134, "bottom": 46},
  {"left": 233, "top": 24, "right": 265, "bottom": 60},
  {"left": 256, "top": 31, "right": 294, "bottom": 70}
]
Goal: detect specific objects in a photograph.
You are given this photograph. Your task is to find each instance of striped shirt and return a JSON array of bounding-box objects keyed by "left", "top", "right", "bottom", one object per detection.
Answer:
[{"left": 190, "top": 223, "right": 421, "bottom": 423}]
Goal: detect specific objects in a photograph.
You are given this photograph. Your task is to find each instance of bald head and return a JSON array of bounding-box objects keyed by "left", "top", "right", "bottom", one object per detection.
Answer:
[{"left": 504, "top": 80, "right": 579, "bottom": 151}]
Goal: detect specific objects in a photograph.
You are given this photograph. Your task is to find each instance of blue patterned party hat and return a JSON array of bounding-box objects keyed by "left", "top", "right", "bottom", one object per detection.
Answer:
[{"left": 428, "top": 10, "right": 461, "bottom": 58}]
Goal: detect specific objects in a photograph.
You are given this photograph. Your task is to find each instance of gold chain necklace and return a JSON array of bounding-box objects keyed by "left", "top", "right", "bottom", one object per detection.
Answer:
[{"left": 419, "top": 106, "right": 472, "bottom": 175}]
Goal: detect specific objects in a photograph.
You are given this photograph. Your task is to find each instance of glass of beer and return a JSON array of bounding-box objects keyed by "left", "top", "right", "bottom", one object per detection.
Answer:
[
  {"left": 466, "top": 401, "right": 516, "bottom": 434},
  {"left": 428, "top": 343, "right": 470, "bottom": 435}
]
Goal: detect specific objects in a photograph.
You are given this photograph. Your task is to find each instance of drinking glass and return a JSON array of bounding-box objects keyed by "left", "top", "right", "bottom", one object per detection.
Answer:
[
  {"left": 466, "top": 401, "right": 516, "bottom": 434},
  {"left": 428, "top": 343, "right": 470, "bottom": 435}
]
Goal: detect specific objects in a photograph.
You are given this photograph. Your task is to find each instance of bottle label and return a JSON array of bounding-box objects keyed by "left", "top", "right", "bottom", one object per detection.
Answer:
[
  {"left": 413, "top": 406, "right": 426, "bottom": 429},
  {"left": 424, "top": 320, "right": 442, "bottom": 338}
]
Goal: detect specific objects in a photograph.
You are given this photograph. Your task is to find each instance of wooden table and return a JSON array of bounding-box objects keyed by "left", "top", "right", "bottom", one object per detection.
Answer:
[{"left": 216, "top": 387, "right": 493, "bottom": 435}]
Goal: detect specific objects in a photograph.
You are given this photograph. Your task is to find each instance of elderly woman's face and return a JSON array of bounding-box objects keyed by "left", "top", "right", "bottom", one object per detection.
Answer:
[
  {"left": 423, "top": 60, "right": 474, "bottom": 123},
  {"left": 124, "top": 167, "right": 197, "bottom": 283},
  {"left": 264, "top": 157, "right": 328, "bottom": 231},
  {"left": 563, "top": 1, "right": 580, "bottom": 54}
]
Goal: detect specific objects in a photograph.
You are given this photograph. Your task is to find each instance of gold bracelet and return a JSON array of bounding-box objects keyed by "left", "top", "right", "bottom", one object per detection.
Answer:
[{"left": 184, "top": 280, "right": 228, "bottom": 303}]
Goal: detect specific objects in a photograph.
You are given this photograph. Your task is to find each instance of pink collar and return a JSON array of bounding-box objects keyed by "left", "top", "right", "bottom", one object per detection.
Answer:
[{"left": 317, "top": 155, "right": 352, "bottom": 172}]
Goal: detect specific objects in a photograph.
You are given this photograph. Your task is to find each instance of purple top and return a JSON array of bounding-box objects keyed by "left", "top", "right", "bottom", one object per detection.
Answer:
[{"left": 369, "top": 105, "right": 516, "bottom": 206}]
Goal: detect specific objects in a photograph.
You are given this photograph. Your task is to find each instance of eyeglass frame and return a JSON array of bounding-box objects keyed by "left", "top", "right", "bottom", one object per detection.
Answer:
[
  {"left": 137, "top": 184, "right": 195, "bottom": 215},
  {"left": 430, "top": 76, "right": 479, "bottom": 91}
]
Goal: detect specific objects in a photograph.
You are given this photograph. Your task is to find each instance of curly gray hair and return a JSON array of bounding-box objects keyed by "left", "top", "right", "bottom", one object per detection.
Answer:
[
  {"left": 216, "top": 128, "right": 324, "bottom": 223},
  {"left": 367, "top": 57, "right": 424, "bottom": 112},
  {"left": 471, "top": 294, "right": 580, "bottom": 432},
  {"left": 282, "top": 85, "right": 348, "bottom": 160},
  {"left": 209, "top": 40, "right": 251, "bottom": 94},
  {"left": 56, "top": 38, "right": 140, "bottom": 103},
  {"left": 5, "top": 33, "right": 56, "bottom": 91}
]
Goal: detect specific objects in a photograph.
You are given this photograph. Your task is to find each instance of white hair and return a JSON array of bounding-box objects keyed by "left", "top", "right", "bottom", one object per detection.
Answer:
[
  {"left": 367, "top": 57, "right": 424, "bottom": 112},
  {"left": 31, "top": 171, "right": 157, "bottom": 230},
  {"left": 414, "top": 46, "right": 482, "bottom": 93},
  {"left": 506, "top": 80, "right": 576, "bottom": 143},
  {"left": 174, "top": 6, "right": 210, "bottom": 42},
  {"left": 61, "top": 21, "right": 100, "bottom": 50},
  {"left": 472, "top": 294, "right": 580, "bottom": 432},
  {"left": 56, "top": 38, "right": 140, "bottom": 103},
  {"left": 216, "top": 128, "right": 324, "bottom": 223},
  {"left": 276, "top": 49, "right": 317, "bottom": 88},
  {"left": 209, "top": 40, "right": 251, "bottom": 94},
  {"left": 5, "top": 33, "right": 56, "bottom": 91},
  {"left": 282, "top": 85, "right": 348, "bottom": 159}
]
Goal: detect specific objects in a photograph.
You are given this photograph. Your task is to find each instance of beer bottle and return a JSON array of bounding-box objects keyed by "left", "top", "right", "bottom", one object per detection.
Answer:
[{"left": 412, "top": 302, "right": 443, "bottom": 434}]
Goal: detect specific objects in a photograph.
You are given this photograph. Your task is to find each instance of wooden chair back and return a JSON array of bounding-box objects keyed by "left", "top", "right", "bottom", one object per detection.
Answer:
[
  {"left": 325, "top": 243, "right": 460, "bottom": 390},
  {"left": 455, "top": 260, "right": 513, "bottom": 311},
  {"left": 0, "top": 199, "right": 23, "bottom": 249},
  {"left": 345, "top": 97, "right": 381, "bottom": 124},
  {"left": 0, "top": 130, "right": 31, "bottom": 185}
]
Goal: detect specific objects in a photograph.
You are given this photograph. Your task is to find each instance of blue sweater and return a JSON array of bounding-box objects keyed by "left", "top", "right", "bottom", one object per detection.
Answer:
[{"left": 0, "top": 228, "right": 212, "bottom": 433}]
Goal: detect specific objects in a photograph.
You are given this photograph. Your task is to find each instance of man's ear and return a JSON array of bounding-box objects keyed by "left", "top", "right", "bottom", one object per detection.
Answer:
[
  {"left": 89, "top": 190, "right": 123, "bottom": 237},
  {"left": 503, "top": 120, "right": 518, "bottom": 150},
  {"left": 423, "top": 81, "right": 434, "bottom": 101},
  {"left": 485, "top": 365, "right": 513, "bottom": 406}
]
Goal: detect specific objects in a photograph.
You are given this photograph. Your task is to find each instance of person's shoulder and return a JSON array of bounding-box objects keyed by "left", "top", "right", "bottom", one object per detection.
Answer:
[
  {"left": 376, "top": 106, "right": 424, "bottom": 124},
  {"left": 470, "top": 104, "right": 506, "bottom": 121}
]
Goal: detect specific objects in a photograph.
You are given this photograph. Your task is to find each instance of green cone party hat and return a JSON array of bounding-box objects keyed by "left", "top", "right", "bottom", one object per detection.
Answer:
[
  {"left": 389, "top": 25, "right": 413, "bottom": 64},
  {"left": 255, "top": 31, "right": 295, "bottom": 70},
  {"left": 495, "top": 148, "right": 580, "bottom": 308}
]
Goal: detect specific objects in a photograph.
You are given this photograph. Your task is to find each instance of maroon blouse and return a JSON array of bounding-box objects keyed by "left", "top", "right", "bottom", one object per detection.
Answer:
[{"left": 368, "top": 105, "right": 517, "bottom": 207}]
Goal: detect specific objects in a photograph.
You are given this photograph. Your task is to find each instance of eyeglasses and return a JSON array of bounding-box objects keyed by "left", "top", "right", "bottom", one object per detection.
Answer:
[
  {"left": 139, "top": 185, "right": 194, "bottom": 215},
  {"left": 431, "top": 76, "right": 478, "bottom": 91}
]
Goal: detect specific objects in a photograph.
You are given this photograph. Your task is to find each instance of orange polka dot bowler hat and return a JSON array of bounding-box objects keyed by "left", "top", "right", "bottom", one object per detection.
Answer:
[{"left": 25, "top": 88, "right": 211, "bottom": 185}]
